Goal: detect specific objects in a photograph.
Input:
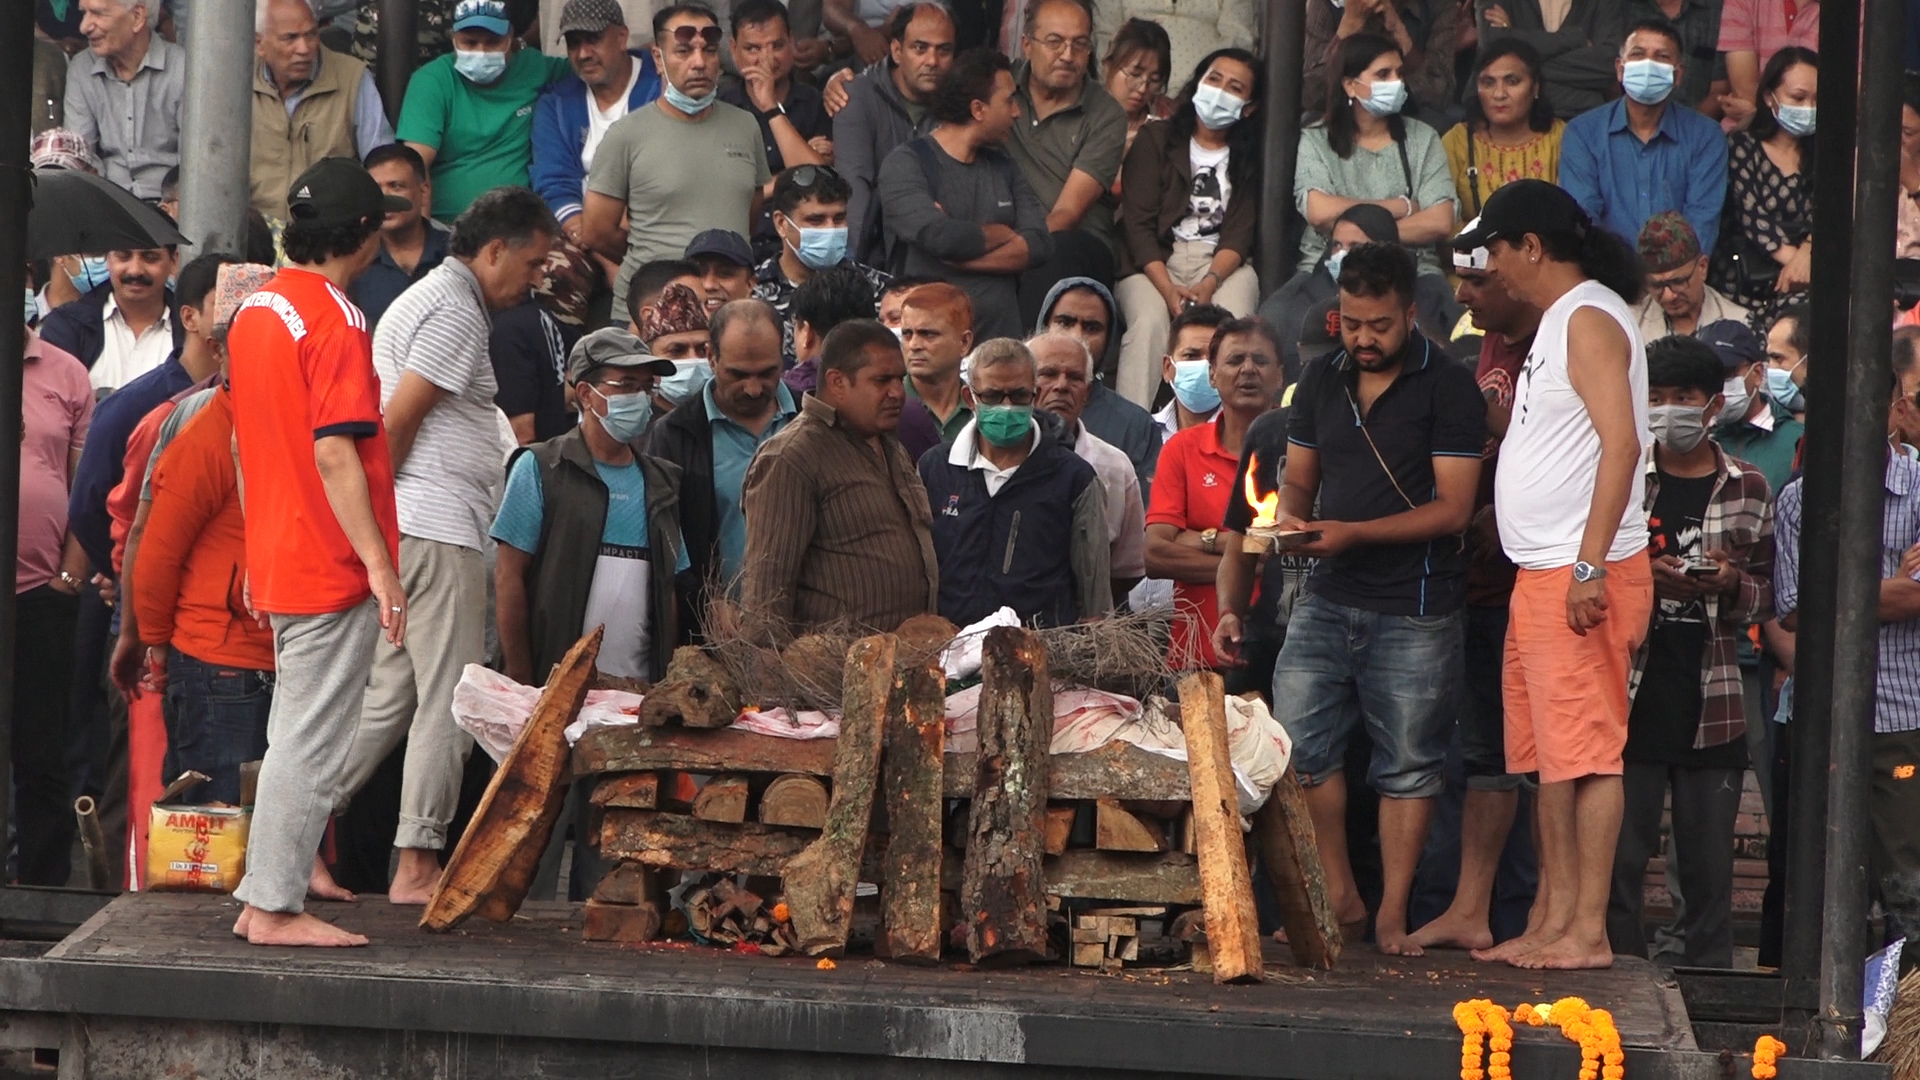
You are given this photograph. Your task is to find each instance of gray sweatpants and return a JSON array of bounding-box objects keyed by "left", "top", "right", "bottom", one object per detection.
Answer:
[
  {"left": 333, "top": 536, "right": 484, "bottom": 850},
  {"left": 233, "top": 596, "right": 381, "bottom": 914}
]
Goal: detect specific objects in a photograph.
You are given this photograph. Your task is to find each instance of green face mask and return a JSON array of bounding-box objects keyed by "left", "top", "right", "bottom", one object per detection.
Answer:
[{"left": 976, "top": 404, "right": 1034, "bottom": 448}]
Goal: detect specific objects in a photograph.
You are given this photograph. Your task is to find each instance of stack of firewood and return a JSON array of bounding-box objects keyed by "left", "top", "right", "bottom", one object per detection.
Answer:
[{"left": 683, "top": 877, "right": 802, "bottom": 955}]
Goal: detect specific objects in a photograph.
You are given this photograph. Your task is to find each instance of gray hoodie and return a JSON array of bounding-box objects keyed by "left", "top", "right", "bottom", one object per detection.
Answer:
[
  {"left": 833, "top": 60, "right": 936, "bottom": 266},
  {"left": 1035, "top": 276, "right": 1161, "bottom": 497}
]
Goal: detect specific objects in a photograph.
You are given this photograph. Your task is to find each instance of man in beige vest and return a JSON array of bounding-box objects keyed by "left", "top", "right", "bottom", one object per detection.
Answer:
[{"left": 251, "top": 0, "right": 395, "bottom": 221}]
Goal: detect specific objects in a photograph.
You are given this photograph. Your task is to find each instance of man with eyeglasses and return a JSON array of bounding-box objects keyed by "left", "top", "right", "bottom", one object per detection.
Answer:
[
  {"left": 920, "top": 338, "right": 1111, "bottom": 628},
  {"left": 753, "top": 165, "right": 893, "bottom": 365},
  {"left": 833, "top": 2, "right": 958, "bottom": 264},
  {"left": 1007, "top": 0, "right": 1129, "bottom": 327},
  {"left": 1631, "top": 212, "right": 1749, "bottom": 341},
  {"left": 582, "top": 2, "right": 772, "bottom": 323}
]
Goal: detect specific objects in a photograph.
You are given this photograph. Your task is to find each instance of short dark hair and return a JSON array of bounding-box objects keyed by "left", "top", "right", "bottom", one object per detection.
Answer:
[
  {"left": 653, "top": 1, "right": 718, "bottom": 40},
  {"left": 1336, "top": 242, "right": 1417, "bottom": 306},
  {"left": 821, "top": 319, "right": 900, "bottom": 380},
  {"left": 1168, "top": 302, "right": 1232, "bottom": 343},
  {"left": 792, "top": 264, "right": 879, "bottom": 336},
  {"left": 627, "top": 258, "right": 700, "bottom": 325},
  {"left": 930, "top": 47, "right": 1010, "bottom": 127},
  {"left": 449, "top": 186, "right": 557, "bottom": 259},
  {"left": 364, "top": 142, "right": 427, "bottom": 182},
  {"left": 1896, "top": 326, "right": 1920, "bottom": 386},
  {"left": 708, "top": 297, "right": 781, "bottom": 359},
  {"left": 1774, "top": 302, "right": 1812, "bottom": 358},
  {"left": 1623, "top": 17, "right": 1684, "bottom": 58},
  {"left": 160, "top": 165, "right": 181, "bottom": 201},
  {"left": 1647, "top": 334, "right": 1727, "bottom": 397},
  {"left": 244, "top": 209, "right": 277, "bottom": 266},
  {"left": 282, "top": 216, "right": 380, "bottom": 266},
  {"left": 771, "top": 164, "right": 852, "bottom": 218},
  {"left": 881, "top": 275, "right": 939, "bottom": 300},
  {"left": 886, "top": 1, "right": 952, "bottom": 42},
  {"left": 1208, "top": 315, "right": 1284, "bottom": 365},
  {"left": 175, "top": 252, "right": 237, "bottom": 311},
  {"left": 729, "top": 0, "right": 787, "bottom": 37}
]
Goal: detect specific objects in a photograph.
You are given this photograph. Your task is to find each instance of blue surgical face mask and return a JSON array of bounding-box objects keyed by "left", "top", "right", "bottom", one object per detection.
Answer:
[
  {"left": 1621, "top": 59, "right": 1676, "bottom": 106},
  {"left": 791, "top": 226, "right": 848, "bottom": 270},
  {"left": 1359, "top": 79, "right": 1407, "bottom": 117},
  {"left": 662, "top": 79, "right": 718, "bottom": 115},
  {"left": 591, "top": 386, "right": 654, "bottom": 442},
  {"left": 655, "top": 358, "right": 712, "bottom": 406},
  {"left": 1325, "top": 247, "right": 1347, "bottom": 281},
  {"left": 454, "top": 48, "right": 508, "bottom": 84},
  {"left": 1191, "top": 83, "right": 1247, "bottom": 131},
  {"left": 1170, "top": 359, "right": 1221, "bottom": 413},
  {"left": 69, "top": 255, "right": 110, "bottom": 293},
  {"left": 1768, "top": 365, "right": 1806, "bottom": 412},
  {"left": 1774, "top": 103, "right": 1817, "bottom": 137},
  {"left": 25, "top": 289, "right": 37, "bottom": 326}
]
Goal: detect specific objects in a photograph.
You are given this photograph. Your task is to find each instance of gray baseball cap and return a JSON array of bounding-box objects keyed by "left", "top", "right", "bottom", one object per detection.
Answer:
[{"left": 566, "top": 327, "right": 676, "bottom": 384}]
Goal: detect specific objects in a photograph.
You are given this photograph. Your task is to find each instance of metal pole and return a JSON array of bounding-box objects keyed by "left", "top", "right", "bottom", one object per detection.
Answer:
[
  {"left": 1779, "top": 0, "right": 1862, "bottom": 1049},
  {"left": 177, "top": 0, "right": 255, "bottom": 255},
  {"left": 1817, "top": 0, "right": 1904, "bottom": 1056},
  {"left": 376, "top": 0, "right": 418, "bottom": 128},
  {"left": 0, "top": 0, "right": 38, "bottom": 869},
  {"left": 1258, "top": 0, "right": 1305, "bottom": 300}
]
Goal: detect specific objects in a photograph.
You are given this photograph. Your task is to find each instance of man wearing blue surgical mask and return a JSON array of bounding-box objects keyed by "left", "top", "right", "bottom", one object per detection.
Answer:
[
  {"left": 1559, "top": 18, "right": 1728, "bottom": 254},
  {"left": 1701, "top": 319, "right": 1804, "bottom": 497},
  {"left": 752, "top": 165, "right": 892, "bottom": 365}
]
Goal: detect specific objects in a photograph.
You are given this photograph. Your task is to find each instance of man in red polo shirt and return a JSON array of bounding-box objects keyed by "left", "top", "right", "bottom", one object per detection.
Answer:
[{"left": 226, "top": 158, "right": 410, "bottom": 948}]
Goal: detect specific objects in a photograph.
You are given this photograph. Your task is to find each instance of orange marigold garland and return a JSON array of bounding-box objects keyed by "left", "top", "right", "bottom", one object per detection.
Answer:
[
  {"left": 1752, "top": 1034, "right": 1786, "bottom": 1079},
  {"left": 1459, "top": 998, "right": 1619, "bottom": 1080},
  {"left": 1453, "top": 999, "right": 1514, "bottom": 1080}
]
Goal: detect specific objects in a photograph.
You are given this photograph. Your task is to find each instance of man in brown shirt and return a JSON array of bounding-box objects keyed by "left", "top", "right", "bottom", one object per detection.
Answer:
[{"left": 740, "top": 319, "right": 938, "bottom": 641}]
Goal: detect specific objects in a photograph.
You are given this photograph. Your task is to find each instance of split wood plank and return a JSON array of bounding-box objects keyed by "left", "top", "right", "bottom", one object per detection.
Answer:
[
  {"left": 961, "top": 627, "right": 1053, "bottom": 965},
  {"left": 880, "top": 647, "right": 946, "bottom": 963},
  {"left": 423, "top": 628, "right": 601, "bottom": 931},
  {"left": 758, "top": 774, "right": 829, "bottom": 829},
  {"left": 1095, "top": 798, "right": 1168, "bottom": 852},
  {"left": 589, "top": 772, "right": 659, "bottom": 810},
  {"left": 691, "top": 774, "right": 749, "bottom": 823},
  {"left": 784, "top": 633, "right": 895, "bottom": 957},
  {"left": 1043, "top": 850, "right": 1203, "bottom": 904},
  {"left": 1176, "top": 670, "right": 1264, "bottom": 984},
  {"left": 942, "top": 740, "right": 1191, "bottom": 800},
  {"left": 1252, "top": 764, "right": 1343, "bottom": 969},
  {"left": 638, "top": 646, "right": 741, "bottom": 728},
  {"left": 573, "top": 725, "right": 836, "bottom": 777},
  {"left": 598, "top": 810, "right": 809, "bottom": 876}
]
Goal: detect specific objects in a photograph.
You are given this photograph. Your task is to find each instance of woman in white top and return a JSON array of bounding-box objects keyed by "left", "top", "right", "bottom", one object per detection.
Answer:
[{"left": 1451, "top": 178, "right": 1654, "bottom": 972}]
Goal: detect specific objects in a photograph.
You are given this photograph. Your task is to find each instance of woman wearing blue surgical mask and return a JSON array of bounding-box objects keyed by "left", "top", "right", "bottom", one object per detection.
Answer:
[
  {"left": 1112, "top": 47, "right": 1265, "bottom": 408},
  {"left": 1709, "top": 47, "right": 1817, "bottom": 325}
]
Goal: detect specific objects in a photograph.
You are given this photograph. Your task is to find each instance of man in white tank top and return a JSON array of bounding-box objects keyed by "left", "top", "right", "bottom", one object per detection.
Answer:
[{"left": 1453, "top": 181, "right": 1654, "bottom": 970}]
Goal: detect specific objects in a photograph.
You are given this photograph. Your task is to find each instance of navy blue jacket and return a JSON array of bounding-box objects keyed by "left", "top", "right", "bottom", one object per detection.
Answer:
[
  {"left": 37, "top": 284, "right": 183, "bottom": 370},
  {"left": 67, "top": 351, "right": 198, "bottom": 576},
  {"left": 530, "top": 50, "right": 662, "bottom": 224},
  {"left": 918, "top": 412, "right": 1111, "bottom": 629}
]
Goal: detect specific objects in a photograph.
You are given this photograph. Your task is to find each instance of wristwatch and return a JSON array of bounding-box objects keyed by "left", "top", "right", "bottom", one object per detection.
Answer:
[
  {"left": 1572, "top": 561, "right": 1606, "bottom": 583},
  {"left": 57, "top": 571, "right": 81, "bottom": 591},
  {"left": 1201, "top": 528, "right": 1219, "bottom": 554}
]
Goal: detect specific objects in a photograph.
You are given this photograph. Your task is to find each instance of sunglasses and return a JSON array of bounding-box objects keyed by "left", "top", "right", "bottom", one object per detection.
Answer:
[
  {"left": 786, "top": 164, "right": 842, "bottom": 189},
  {"left": 665, "top": 24, "right": 722, "bottom": 47},
  {"left": 973, "top": 388, "right": 1036, "bottom": 406}
]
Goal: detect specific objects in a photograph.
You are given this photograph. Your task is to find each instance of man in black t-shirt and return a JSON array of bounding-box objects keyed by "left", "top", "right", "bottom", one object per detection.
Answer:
[
  {"left": 1605, "top": 335, "right": 1775, "bottom": 969},
  {"left": 491, "top": 297, "right": 581, "bottom": 445}
]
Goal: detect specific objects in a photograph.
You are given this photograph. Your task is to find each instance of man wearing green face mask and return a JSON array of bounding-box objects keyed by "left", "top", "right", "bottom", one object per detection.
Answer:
[{"left": 917, "top": 337, "right": 1112, "bottom": 628}]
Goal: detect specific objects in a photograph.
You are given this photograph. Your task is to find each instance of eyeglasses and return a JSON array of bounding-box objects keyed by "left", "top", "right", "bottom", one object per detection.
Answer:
[
  {"left": 666, "top": 24, "right": 722, "bottom": 47},
  {"left": 591, "top": 378, "right": 648, "bottom": 394},
  {"left": 973, "top": 388, "right": 1036, "bottom": 406},
  {"left": 1032, "top": 34, "right": 1093, "bottom": 56},
  {"left": 1118, "top": 65, "right": 1165, "bottom": 92},
  {"left": 786, "top": 164, "right": 842, "bottom": 189},
  {"left": 1649, "top": 273, "right": 1695, "bottom": 295}
]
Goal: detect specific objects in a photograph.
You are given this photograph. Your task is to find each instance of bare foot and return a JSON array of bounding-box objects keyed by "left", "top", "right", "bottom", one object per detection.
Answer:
[
  {"left": 1376, "top": 927, "right": 1425, "bottom": 957},
  {"left": 309, "top": 856, "right": 357, "bottom": 902},
  {"left": 1512, "top": 934, "right": 1613, "bottom": 970},
  {"left": 1407, "top": 910, "right": 1496, "bottom": 951},
  {"left": 243, "top": 909, "right": 370, "bottom": 947},
  {"left": 386, "top": 849, "right": 442, "bottom": 906},
  {"left": 232, "top": 907, "right": 253, "bottom": 938},
  {"left": 1471, "top": 926, "right": 1557, "bottom": 963}
]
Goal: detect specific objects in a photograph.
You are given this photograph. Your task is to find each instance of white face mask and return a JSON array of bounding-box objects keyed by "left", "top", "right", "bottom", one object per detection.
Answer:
[{"left": 1719, "top": 373, "right": 1751, "bottom": 423}]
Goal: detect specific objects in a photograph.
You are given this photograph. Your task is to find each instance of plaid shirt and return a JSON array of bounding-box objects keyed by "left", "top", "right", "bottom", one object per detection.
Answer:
[
  {"left": 751, "top": 256, "right": 891, "bottom": 366},
  {"left": 1628, "top": 446, "right": 1776, "bottom": 749}
]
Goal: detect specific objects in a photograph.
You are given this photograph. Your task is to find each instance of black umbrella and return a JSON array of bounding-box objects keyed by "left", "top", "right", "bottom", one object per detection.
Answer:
[{"left": 24, "top": 168, "right": 190, "bottom": 260}]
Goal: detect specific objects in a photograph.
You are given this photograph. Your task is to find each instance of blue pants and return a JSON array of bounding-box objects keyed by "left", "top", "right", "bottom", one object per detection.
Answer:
[{"left": 162, "top": 650, "right": 273, "bottom": 806}]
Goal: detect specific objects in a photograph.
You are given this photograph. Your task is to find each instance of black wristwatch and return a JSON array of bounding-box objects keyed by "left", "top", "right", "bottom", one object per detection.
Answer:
[{"left": 768, "top": 101, "right": 788, "bottom": 119}]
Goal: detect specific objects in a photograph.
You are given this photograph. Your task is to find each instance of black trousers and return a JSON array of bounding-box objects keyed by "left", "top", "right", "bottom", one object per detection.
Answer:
[
  {"left": 15, "top": 585, "right": 78, "bottom": 885},
  {"left": 1607, "top": 759, "right": 1742, "bottom": 967}
]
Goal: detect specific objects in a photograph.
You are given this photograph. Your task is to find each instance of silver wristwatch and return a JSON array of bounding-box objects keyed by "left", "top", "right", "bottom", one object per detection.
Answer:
[{"left": 1572, "top": 561, "right": 1606, "bottom": 583}]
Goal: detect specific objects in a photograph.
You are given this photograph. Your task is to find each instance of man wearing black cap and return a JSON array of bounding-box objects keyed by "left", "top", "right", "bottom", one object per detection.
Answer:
[
  {"left": 531, "top": 0, "right": 661, "bottom": 244},
  {"left": 684, "top": 229, "right": 758, "bottom": 316},
  {"left": 225, "top": 157, "right": 413, "bottom": 947},
  {"left": 1701, "top": 319, "right": 1803, "bottom": 496}
]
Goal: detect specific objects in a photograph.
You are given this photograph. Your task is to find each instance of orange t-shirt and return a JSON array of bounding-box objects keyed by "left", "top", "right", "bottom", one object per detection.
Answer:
[
  {"left": 1145, "top": 416, "right": 1241, "bottom": 669},
  {"left": 226, "top": 267, "right": 400, "bottom": 616}
]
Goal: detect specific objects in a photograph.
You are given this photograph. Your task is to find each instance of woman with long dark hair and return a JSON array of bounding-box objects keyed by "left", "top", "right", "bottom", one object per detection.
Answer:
[
  {"left": 1442, "top": 39, "right": 1565, "bottom": 226},
  {"left": 1294, "top": 33, "right": 1456, "bottom": 278},
  {"left": 1709, "top": 46, "right": 1816, "bottom": 321},
  {"left": 1111, "top": 47, "right": 1264, "bottom": 407}
]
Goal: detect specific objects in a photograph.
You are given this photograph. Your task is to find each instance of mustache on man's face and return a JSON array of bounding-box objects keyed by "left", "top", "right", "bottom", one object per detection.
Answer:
[{"left": 118, "top": 273, "right": 154, "bottom": 287}]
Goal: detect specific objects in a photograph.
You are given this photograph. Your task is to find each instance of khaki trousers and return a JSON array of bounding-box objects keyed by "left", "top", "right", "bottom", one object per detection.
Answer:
[{"left": 1114, "top": 239, "right": 1260, "bottom": 408}]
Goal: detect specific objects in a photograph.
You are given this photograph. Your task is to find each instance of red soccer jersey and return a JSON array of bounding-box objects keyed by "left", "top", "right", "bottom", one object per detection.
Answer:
[
  {"left": 226, "top": 267, "right": 400, "bottom": 616},
  {"left": 1146, "top": 415, "right": 1242, "bottom": 669}
]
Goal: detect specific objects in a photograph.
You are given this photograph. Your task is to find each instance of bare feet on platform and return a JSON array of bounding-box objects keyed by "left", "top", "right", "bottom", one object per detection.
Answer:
[
  {"left": 1471, "top": 926, "right": 1555, "bottom": 964},
  {"left": 1510, "top": 932, "right": 1613, "bottom": 970},
  {"left": 1406, "top": 910, "right": 1495, "bottom": 952},
  {"left": 308, "top": 856, "right": 357, "bottom": 902},
  {"left": 1375, "top": 926, "right": 1425, "bottom": 957},
  {"left": 386, "top": 849, "right": 442, "bottom": 906},
  {"left": 232, "top": 907, "right": 252, "bottom": 938},
  {"left": 243, "top": 909, "right": 369, "bottom": 947}
]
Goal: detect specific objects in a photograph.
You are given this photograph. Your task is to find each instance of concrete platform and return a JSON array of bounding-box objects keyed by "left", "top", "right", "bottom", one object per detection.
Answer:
[{"left": 0, "top": 893, "right": 1888, "bottom": 1079}]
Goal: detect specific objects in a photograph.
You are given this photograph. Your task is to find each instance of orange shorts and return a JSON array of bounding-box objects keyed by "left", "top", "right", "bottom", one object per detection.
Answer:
[{"left": 1502, "top": 552, "right": 1653, "bottom": 784}]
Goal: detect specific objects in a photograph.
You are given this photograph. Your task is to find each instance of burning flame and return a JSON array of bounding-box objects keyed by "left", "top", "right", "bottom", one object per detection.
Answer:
[{"left": 1244, "top": 453, "right": 1280, "bottom": 529}]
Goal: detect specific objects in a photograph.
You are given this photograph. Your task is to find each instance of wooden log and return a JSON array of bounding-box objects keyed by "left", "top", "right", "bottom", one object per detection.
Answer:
[
  {"left": 758, "top": 774, "right": 829, "bottom": 829},
  {"left": 1095, "top": 798, "right": 1168, "bottom": 852},
  {"left": 1044, "top": 850, "right": 1203, "bottom": 904},
  {"left": 573, "top": 725, "right": 835, "bottom": 777},
  {"left": 691, "top": 774, "right": 749, "bottom": 823},
  {"left": 1176, "top": 671, "right": 1264, "bottom": 984},
  {"left": 582, "top": 899, "right": 661, "bottom": 942},
  {"left": 1252, "top": 765, "right": 1343, "bottom": 970},
  {"left": 591, "top": 860, "right": 657, "bottom": 906},
  {"left": 960, "top": 627, "right": 1053, "bottom": 965},
  {"left": 880, "top": 647, "right": 946, "bottom": 964},
  {"left": 1043, "top": 804, "right": 1077, "bottom": 856},
  {"left": 589, "top": 773, "right": 659, "bottom": 810},
  {"left": 598, "top": 810, "right": 811, "bottom": 875},
  {"left": 784, "top": 633, "right": 895, "bottom": 957},
  {"left": 639, "top": 646, "right": 741, "bottom": 728},
  {"left": 943, "top": 741, "right": 1191, "bottom": 801},
  {"left": 424, "top": 629, "right": 601, "bottom": 931}
]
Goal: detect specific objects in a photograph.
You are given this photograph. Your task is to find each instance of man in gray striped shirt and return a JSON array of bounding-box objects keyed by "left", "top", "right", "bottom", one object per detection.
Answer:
[{"left": 338, "top": 187, "right": 558, "bottom": 905}]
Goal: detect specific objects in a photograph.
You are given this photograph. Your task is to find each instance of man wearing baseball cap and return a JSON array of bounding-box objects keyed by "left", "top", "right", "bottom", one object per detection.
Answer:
[
  {"left": 224, "top": 157, "right": 411, "bottom": 947},
  {"left": 395, "top": 0, "right": 571, "bottom": 219},
  {"left": 531, "top": 0, "right": 661, "bottom": 243},
  {"left": 684, "top": 229, "right": 758, "bottom": 316},
  {"left": 1701, "top": 318, "right": 1802, "bottom": 496}
]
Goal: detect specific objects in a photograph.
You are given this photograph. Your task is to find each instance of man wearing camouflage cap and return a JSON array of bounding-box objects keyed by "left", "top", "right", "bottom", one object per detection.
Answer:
[{"left": 1632, "top": 211, "right": 1750, "bottom": 341}]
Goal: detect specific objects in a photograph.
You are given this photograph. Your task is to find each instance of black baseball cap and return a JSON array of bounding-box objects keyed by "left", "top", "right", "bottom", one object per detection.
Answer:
[
  {"left": 1452, "top": 179, "right": 1588, "bottom": 252},
  {"left": 684, "top": 228, "right": 754, "bottom": 268},
  {"left": 286, "top": 157, "right": 412, "bottom": 228},
  {"left": 1699, "top": 319, "right": 1766, "bottom": 371}
]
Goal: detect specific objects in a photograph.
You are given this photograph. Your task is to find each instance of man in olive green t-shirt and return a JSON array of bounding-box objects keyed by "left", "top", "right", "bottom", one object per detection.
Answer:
[
  {"left": 397, "top": 0, "right": 571, "bottom": 220},
  {"left": 579, "top": 2, "right": 771, "bottom": 321}
]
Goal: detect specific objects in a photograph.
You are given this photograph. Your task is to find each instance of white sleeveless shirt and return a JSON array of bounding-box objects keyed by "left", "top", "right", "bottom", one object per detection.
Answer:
[{"left": 1496, "top": 279, "right": 1652, "bottom": 570}]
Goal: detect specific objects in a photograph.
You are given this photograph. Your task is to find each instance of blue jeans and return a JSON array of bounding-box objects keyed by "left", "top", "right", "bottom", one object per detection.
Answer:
[
  {"left": 1272, "top": 591, "right": 1462, "bottom": 798},
  {"left": 162, "top": 651, "right": 273, "bottom": 806}
]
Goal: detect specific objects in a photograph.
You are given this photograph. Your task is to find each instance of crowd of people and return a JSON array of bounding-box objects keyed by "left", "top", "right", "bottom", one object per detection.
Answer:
[{"left": 14, "top": 0, "right": 1920, "bottom": 966}]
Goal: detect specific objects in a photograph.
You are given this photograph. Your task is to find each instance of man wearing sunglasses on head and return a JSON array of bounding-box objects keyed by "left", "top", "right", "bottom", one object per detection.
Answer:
[
  {"left": 582, "top": 3, "right": 772, "bottom": 324},
  {"left": 753, "top": 164, "right": 893, "bottom": 364}
]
